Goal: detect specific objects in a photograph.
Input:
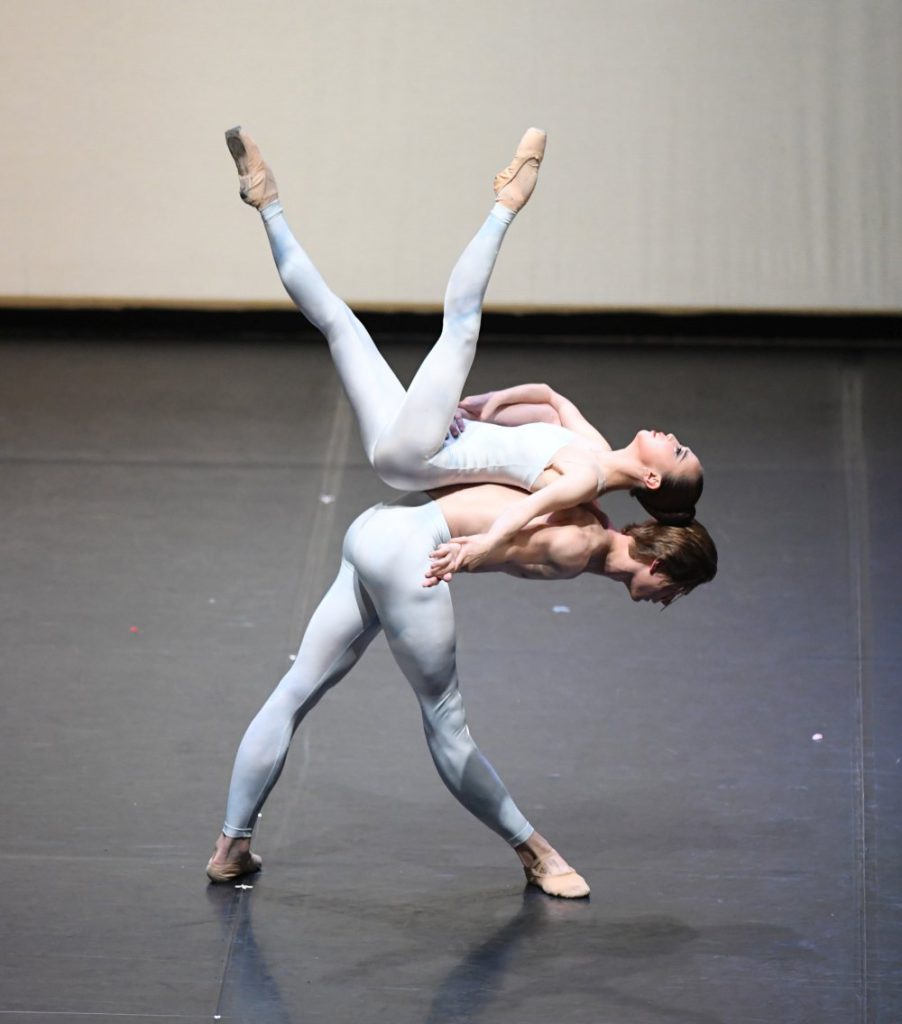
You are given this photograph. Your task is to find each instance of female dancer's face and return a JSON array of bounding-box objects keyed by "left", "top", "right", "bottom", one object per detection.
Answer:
[{"left": 633, "top": 429, "right": 702, "bottom": 488}]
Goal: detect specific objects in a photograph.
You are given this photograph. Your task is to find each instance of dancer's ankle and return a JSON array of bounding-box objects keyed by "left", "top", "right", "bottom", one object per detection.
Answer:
[
  {"left": 260, "top": 199, "right": 283, "bottom": 222},
  {"left": 212, "top": 833, "right": 251, "bottom": 863},
  {"left": 490, "top": 203, "right": 516, "bottom": 226},
  {"left": 514, "top": 829, "right": 555, "bottom": 868}
]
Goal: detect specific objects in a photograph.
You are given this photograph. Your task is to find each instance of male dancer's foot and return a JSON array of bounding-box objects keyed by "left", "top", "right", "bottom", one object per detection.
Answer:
[
  {"left": 206, "top": 833, "right": 263, "bottom": 883},
  {"left": 493, "top": 127, "right": 546, "bottom": 213},
  {"left": 515, "top": 830, "right": 590, "bottom": 898},
  {"left": 224, "top": 126, "right": 280, "bottom": 210}
]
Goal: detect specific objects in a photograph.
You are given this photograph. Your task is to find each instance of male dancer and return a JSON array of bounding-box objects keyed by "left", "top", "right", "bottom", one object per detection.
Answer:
[{"left": 207, "top": 482, "right": 716, "bottom": 898}]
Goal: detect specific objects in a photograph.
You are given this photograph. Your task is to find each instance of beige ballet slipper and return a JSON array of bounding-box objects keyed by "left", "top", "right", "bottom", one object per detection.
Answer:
[
  {"left": 523, "top": 850, "right": 590, "bottom": 899},
  {"left": 493, "top": 127, "right": 547, "bottom": 212},
  {"left": 206, "top": 849, "right": 263, "bottom": 884},
  {"left": 224, "top": 126, "right": 280, "bottom": 210}
]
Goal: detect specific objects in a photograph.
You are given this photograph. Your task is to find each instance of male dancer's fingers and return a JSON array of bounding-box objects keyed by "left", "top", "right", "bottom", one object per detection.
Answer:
[
  {"left": 444, "top": 535, "right": 490, "bottom": 572},
  {"left": 425, "top": 544, "right": 461, "bottom": 585},
  {"left": 421, "top": 570, "right": 454, "bottom": 588}
]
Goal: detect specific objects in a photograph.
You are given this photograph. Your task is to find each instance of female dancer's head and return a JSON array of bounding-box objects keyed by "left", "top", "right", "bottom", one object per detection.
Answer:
[
  {"left": 623, "top": 518, "right": 717, "bottom": 606},
  {"left": 628, "top": 429, "right": 703, "bottom": 525}
]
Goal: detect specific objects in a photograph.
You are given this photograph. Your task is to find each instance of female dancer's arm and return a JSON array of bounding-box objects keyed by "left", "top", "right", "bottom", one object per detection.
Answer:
[{"left": 461, "top": 384, "right": 611, "bottom": 450}]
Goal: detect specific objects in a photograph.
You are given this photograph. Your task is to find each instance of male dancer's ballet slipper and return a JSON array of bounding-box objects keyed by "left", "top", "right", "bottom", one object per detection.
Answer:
[
  {"left": 493, "top": 127, "right": 547, "bottom": 213},
  {"left": 523, "top": 851, "right": 590, "bottom": 899},
  {"left": 224, "top": 126, "right": 280, "bottom": 210},
  {"left": 206, "top": 850, "right": 263, "bottom": 884}
]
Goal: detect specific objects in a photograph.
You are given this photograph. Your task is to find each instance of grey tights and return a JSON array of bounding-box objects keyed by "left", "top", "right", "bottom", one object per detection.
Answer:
[{"left": 221, "top": 496, "right": 533, "bottom": 847}]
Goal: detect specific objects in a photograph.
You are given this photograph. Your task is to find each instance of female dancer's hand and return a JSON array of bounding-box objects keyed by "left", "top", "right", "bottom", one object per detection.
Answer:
[
  {"left": 459, "top": 386, "right": 564, "bottom": 428},
  {"left": 458, "top": 392, "right": 494, "bottom": 420},
  {"left": 446, "top": 406, "right": 468, "bottom": 439}
]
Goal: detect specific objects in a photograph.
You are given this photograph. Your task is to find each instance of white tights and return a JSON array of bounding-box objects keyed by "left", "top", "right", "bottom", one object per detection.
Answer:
[
  {"left": 221, "top": 495, "right": 533, "bottom": 847},
  {"left": 261, "top": 200, "right": 516, "bottom": 490}
]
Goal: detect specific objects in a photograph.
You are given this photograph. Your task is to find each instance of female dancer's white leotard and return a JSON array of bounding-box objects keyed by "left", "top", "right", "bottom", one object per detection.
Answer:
[
  {"left": 260, "top": 199, "right": 575, "bottom": 493},
  {"left": 425, "top": 419, "right": 578, "bottom": 491},
  {"left": 221, "top": 494, "right": 533, "bottom": 847}
]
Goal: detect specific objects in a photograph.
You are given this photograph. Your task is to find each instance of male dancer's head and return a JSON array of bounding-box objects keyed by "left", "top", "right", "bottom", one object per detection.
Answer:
[{"left": 425, "top": 482, "right": 717, "bottom": 607}]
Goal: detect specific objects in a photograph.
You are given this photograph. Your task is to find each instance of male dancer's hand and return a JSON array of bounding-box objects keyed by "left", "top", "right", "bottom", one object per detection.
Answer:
[
  {"left": 424, "top": 534, "right": 495, "bottom": 587},
  {"left": 423, "top": 541, "right": 461, "bottom": 587}
]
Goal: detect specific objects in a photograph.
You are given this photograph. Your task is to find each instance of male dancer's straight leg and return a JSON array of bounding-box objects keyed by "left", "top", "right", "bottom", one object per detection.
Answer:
[
  {"left": 349, "top": 505, "right": 533, "bottom": 846},
  {"left": 378, "top": 581, "right": 532, "bottom": 845},
  {"left": 222, "top": 558, "right": 381, "bottom": 837}
]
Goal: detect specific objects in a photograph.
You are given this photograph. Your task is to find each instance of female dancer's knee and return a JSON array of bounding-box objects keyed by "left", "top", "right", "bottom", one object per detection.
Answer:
[{"left": 370, "top": 442, "right": 427, "bottom": 490}]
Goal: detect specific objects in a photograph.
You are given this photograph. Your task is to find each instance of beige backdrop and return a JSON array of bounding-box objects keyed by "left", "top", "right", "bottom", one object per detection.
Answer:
[{"left": 1, "top": 0, "right": 900, "bottom": 312}]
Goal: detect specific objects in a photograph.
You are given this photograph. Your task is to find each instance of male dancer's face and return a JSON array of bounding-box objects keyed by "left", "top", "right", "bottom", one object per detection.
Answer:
[{"left": 628, "top": 560, "right": 681, "bottom": 607}]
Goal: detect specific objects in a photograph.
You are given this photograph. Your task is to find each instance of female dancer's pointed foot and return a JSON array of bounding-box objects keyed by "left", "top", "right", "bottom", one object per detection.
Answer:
[
  {"left": 523, "top": 850, "right": 590, "bottom": 899},
  {"left": 206, "top": 844, "right": 263, "bottom": 883},
  {"left": 493, "top": 127, "right": 546, "bottom": 212},
  {"left": 224, "top": 126, "right": 280, "bottom": 210}
]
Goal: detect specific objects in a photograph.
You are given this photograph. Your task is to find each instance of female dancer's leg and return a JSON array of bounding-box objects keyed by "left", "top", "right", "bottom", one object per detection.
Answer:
[{"left": 226, "top": 127, "right": 544, "bottom": 488}]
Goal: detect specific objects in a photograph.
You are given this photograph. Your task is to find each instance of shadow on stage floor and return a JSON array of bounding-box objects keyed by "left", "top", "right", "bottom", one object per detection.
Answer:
[{"left": 0, "top": 324, "right": 899, "bottom": 1022}]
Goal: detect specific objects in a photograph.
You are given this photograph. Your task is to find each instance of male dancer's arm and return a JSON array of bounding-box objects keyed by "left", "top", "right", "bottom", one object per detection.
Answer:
[
  {"left": 432, "top": 463, "right": 600, "bottom": 576},
  {"left": 424, "top": 514, "right": 594, "bottom": 587}
]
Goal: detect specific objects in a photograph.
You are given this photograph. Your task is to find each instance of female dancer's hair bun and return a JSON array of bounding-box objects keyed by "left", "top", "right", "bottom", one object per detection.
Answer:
[
  {"left": 650, "top": 505, "right": 696, "bottom": 526},
  {"left": 630, "top": 487, "right": 697, "bottom": 526}
]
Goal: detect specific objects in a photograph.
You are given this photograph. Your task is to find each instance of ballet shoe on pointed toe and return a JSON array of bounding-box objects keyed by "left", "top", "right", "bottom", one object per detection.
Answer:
[
  {"left": 493, "top": 127, "right": 546, "bottom": 212},
  {"left": 206, "top": 850, "right": 263, "bottom": 884},
  {"left": 224, "top": 126, "right": 280, "bottom": 210},
  {"left": 523, "top": 852, "right": 590, "bottom": 899}
]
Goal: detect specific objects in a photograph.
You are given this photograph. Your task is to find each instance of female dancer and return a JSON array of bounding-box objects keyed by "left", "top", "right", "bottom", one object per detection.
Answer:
[
  {"left": 207, "top": 482, "right": 717, "bottom": 897},
  {"left": 224, "top": 128, "right": 704, "bottom": 576}
]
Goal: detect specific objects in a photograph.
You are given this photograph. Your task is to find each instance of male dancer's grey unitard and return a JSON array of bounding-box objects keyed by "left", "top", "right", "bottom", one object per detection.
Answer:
[{"left": 222, "top": 494, "right": 533, "bottom": 846}]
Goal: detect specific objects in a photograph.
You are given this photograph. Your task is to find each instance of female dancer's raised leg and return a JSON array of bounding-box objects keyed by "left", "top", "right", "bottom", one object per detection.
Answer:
[{"left": 225, "top": 126, "right": 545, "bottom": 488}]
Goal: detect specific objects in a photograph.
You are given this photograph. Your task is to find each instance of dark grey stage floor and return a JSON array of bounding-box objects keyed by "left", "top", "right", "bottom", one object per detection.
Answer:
[{"left": 0, "top": 328, "right": 899, "bottom": 1022}]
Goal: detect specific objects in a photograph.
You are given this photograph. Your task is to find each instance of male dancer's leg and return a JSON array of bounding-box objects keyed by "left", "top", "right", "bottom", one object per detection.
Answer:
[
  {"left": 346, "top": 499, "right": 590, "bottom": 896},
  {"left": 207, "top": 557, "right": 380, "bottom": 880},
  {"left": 347, "top": 500, "right": 533, "bottom": 845}
]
